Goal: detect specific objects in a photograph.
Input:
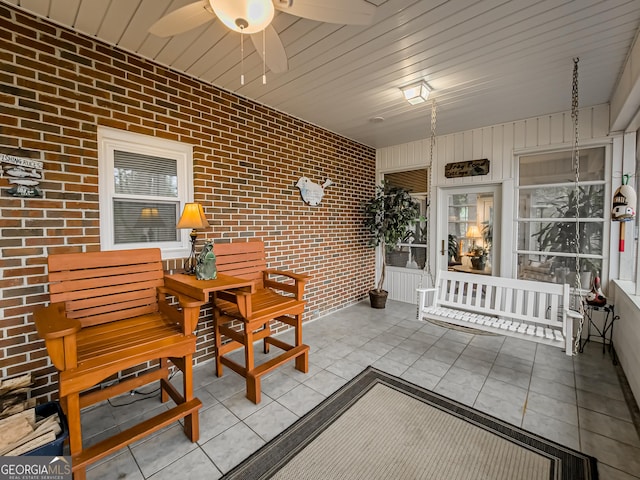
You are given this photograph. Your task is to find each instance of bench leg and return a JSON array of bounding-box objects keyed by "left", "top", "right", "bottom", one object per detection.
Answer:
[
  {"left": 263, "top": 324, "right": 271, "bottom": 354},
  {"left": 160, "top": 358, "right": 169, "bottom": 403},
  {"left": 293, "top": 313, "right": 307, "bottom": 373},
  {"left": 66, "top": 393, "right": 85, "bottom": 480},
  {"left": 244, "top": 328, "right": 258, "bottom": 402},
  {"left": 246, "top": 374, "right": 261, "bottom": 404},
  {"left": 181, "top": 354, "right": 199, "bottom": 441},
  {"left": 73, "top": 469, "right": 87, "bottom": 480},
  {"left": 214, "top": 312, "right": 224, "bottom": 377},
  {"left": 295, "top": 349, "right": 309, "bottom": 374}
]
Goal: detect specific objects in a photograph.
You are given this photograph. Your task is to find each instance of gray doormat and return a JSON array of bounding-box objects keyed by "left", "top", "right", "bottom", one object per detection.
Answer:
[{"left": 222, "top": 367, "right": 598, "bottom": 480}]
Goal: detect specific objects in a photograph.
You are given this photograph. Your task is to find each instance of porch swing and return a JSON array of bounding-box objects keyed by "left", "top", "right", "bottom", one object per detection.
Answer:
[{"left": 416, "top": 60, "right": 585, "bottom": 355}]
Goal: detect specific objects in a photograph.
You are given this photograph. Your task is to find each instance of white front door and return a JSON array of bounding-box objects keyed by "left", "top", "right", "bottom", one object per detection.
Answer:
[{"left": 438, "top": 184, "right": 501, "bottom": 275}]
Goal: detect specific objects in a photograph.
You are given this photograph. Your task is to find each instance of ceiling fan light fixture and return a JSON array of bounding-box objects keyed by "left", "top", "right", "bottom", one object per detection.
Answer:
[
  {"left": 210, "top": 0, "right": 275, "bottom": 34},
  {"left": 401, "top": 81, "right": 431, "bottom": 105}
]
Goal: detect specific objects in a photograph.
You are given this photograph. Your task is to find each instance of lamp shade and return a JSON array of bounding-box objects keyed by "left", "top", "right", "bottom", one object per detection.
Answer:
[
  {"left": 176, "top": 203, "right": 209, "bottom": 230},
  {"left": 210, "top": 0, "right": 275, "bottom": 34},
  {"left": 138, "top": 207, "right": 166, "bottom": 228},
  {"left": 465, "top": 225, "right": 481, "bottom": 238},
  {"left": 401, "top": 81, "right": 431, "bottom": 105}
]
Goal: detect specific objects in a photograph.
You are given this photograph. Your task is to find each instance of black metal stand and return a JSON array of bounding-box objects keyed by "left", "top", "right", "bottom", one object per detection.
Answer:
[
  {"left": 578, "top": 302, "right": 619, "bottom": 364},
  {"left": 184, "top": 229, "right": 198, "bottom": 275}
]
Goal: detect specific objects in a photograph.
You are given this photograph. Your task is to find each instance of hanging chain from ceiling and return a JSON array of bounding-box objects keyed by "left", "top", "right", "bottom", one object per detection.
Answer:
[
  {"left": 571, "top": 57, "right": 585, "bottom": 355},
  {"left": 416, "top": 99, "right": 437, "bottom": 320},
  {"left": 425, "top": 99, "right": 436, "bottom": 287}
]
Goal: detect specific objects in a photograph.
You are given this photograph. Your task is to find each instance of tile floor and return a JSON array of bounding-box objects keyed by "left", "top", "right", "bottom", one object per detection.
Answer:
[{"left": 82, "top": 300, "right": 640, "bottom": 479}]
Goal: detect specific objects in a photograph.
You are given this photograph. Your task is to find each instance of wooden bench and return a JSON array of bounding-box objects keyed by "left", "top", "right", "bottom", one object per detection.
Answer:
[
  {"left": 417, "top": 270, "right": 582, "bottom": 355},
  {"left": 33, "top": 249, "right": 204, "bottom": 480},
  {"left": 213, "top": 240, "right": 311, "bottom": 403}
]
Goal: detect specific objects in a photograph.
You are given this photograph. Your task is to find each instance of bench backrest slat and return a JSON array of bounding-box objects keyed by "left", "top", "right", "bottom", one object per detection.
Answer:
[
  {"left": 214, "top": 240, "right": 267, "bottom": 288},
  {"left": 431, "top": 270, "right": 567, "bottom": 328},
  {"left": 47, "top": 248, "right": 163, "bottom": 328}
]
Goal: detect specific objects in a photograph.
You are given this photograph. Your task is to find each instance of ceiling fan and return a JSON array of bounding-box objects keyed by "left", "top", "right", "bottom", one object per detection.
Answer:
[{"left": 149, "top": 0, "right": 376, "bottom": 79}]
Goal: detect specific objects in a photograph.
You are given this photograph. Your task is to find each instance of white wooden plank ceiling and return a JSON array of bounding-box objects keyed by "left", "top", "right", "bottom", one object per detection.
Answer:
[{"left": 4, "top": 0, "right": 640, "bottom": 148}]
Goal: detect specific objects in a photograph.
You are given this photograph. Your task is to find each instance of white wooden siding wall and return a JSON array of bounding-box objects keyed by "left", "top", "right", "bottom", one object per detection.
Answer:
[
  {"left": 377, "top": 104, "right": 610, "bottom": 302},
  {"left": 611, "top": 281, "right": 640, "bottom": 404},
  {"left": 383, "top": 268, "right": 432, "bottom": 304}
]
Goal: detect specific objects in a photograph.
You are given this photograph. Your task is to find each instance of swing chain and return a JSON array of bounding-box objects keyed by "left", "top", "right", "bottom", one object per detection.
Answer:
[
  {"left": 571, "top": 57, "right": 585, "bottom": 355},
  {"left": 417, "top": 99, "right": 437, "bottom": 320},
  {"left": 426, "top": 99, "right": 436, "bottom": 287}
]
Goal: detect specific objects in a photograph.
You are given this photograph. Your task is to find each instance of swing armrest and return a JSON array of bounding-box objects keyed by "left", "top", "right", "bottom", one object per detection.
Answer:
[{"left": 416, "top": 287, "right": 437, "bottom": 293}]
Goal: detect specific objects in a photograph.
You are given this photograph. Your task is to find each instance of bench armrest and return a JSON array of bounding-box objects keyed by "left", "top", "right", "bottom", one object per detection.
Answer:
[
  {"left": 566, "top": 309, "right": 583, "bottom": 319},
  {"left": 33, "top": 302, "right": 81, "bottom": 340},
  {"left": 157, "top": 286, "right": 206, "bottom": 334},
  {"left": 33, "top": 303, "right": 81, "bottom": 370},
  {"left": 264, "top": 269, "right": 310, "bottom": 300},
  {"left": 157, "top": 286, "right": 205, "bottom": 309},
  {"left": 416, "top": 287, "right": 438, "bottom": 311},
  {"left": 264, "top": 269, "right": 311, "bottom": 282},
  {"left": 215, "top": 289, "right": 253, "bottom": 319},
  {"left": 416, "top": 287, "right": 437, "bottom": 293}
]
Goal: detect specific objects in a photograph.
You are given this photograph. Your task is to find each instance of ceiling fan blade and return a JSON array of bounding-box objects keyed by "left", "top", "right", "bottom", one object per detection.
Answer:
[
  {"left": 273, "top": 0, "right": 376, "bottom": 26},
  {"left": 250, "top": 25, "right": 288, "bottom": 74},
  {"left": 149, "top": 1, "right": 214, "bottom": 37}
]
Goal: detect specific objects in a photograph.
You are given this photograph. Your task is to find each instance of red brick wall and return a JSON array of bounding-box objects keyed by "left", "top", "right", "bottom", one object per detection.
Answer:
[{"left": 0, "top": 5, "right": 376, "bottom": 400}]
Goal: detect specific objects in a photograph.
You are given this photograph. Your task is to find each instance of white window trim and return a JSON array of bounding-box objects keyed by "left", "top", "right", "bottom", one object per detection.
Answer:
[
  {"left": 513, "top": 141, "right": 612, "bottom": 286},
  {"left": 98, "top": 127, "right": 194, "bottom": 259}
]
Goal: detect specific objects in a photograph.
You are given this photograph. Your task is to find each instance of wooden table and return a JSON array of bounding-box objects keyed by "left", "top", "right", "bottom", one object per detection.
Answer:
[
  {"left": 451, "top": 264, "right": 492, "bottom": 275},
  {"left": 164, "top": 272, "right": 254, "bottom": 301}
]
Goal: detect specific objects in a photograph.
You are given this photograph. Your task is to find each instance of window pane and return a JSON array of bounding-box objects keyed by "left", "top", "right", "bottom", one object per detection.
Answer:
[
  {"left": 114, "top": 150, "right": 178, "bottom": 197},
  {"left": 519, "top": 147, "right": 605, "bottom": 186},
  {"left": 519, "top": 185, "right": 604, "bottom": 219},
  {"left": 113, "top": 200, "right": 179, "bottom": 244},
  {"left": 518, "top": 253, "right": 602, "bottom": 286},
  {"left": 385, "top": 245, "right": 427, "bottom": 269},
  {"left": 518, "top": 221, "right": 604, "bottom": 255},
  {"left": 518, "top": 220, "right": 603, "bottom": 255},
  {"left": 385, "top": 168, "right": 428, "bottom": 193}
]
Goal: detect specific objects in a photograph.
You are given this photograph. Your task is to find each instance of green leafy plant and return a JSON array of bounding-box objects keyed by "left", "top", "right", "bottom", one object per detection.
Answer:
[
  {"left": 531, "top": 185, "right": 603, "bottom": 274},
  {"left": 481, "top": 221, "right": 492, "bottom": 255},
  {"left": 364, "top": 182, "right": 420, "bottom": 292},
  {"left": 448, "top": 234, "right": 460, "bottom": 265}
]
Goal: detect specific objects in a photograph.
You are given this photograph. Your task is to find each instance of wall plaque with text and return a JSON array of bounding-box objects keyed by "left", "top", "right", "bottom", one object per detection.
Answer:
[{"left": 444, "top": 158, "right": 490, "bottom": 178}]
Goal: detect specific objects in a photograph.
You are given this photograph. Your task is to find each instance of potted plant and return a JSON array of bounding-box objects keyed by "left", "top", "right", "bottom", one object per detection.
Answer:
[
  {"left": 470, "top": 245, "right": 487, "bottom": 270},
  {"left": 364, "top": 182, "right": 420, "bottom": 308}
]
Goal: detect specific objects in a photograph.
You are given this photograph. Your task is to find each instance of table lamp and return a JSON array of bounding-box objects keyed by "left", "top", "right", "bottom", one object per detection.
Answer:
[
  {"left": 465, "top": 225, "right": 481, "bottom": 250},
  {"left": 176, "top": 202, "right": 209, "bottom": 274}
]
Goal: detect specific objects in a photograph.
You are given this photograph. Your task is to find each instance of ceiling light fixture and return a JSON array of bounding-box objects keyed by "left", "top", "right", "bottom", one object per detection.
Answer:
[
  {"left": 210, "top": 0, "right": 274, "bottom": 85},
  {"left": 401, "top": 81, "right": 431, "bottom": 105},
  {"left": 210, "top": 0, "right": 275, "bottom": 34}
]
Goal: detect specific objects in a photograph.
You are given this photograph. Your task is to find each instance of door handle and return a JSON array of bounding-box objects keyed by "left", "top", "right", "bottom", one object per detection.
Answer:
[{"left": 440, "top": 239, "right": 445, "bottom": 256}]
